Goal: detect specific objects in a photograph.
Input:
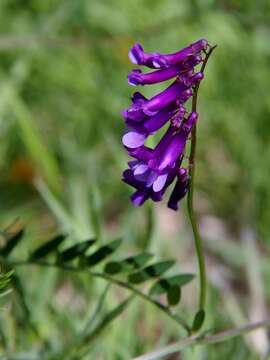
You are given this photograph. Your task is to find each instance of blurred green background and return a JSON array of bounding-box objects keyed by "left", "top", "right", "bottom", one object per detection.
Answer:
[{"left": 0, "top": 0, "right": 270, "bottom": 359}]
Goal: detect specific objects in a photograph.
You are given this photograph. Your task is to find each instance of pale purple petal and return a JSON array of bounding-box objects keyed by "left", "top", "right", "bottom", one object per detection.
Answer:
[
  {"left": 134, "top": 168, "right": 152, "bottom": 182},
  {"left": 134, "top": 164, "right": 149, "bottom": 176},
  {"left": 122, "top": 132, "right": 146, "bottom": 148},
  {"left": 128, "top": 50, "right": 138, "bottom": 65},
  {"left": 153, "top": 174, "right": 168, "bottom": 192}
]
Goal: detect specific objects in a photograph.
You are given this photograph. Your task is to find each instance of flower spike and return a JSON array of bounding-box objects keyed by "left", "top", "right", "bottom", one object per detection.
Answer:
[{"left": 122, "top": 39, "right": 209, "bottom": 209}]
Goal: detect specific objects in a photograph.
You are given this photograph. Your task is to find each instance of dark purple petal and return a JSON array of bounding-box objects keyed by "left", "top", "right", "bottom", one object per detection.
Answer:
[
  {"left": 124, "top": 160, "right": 181, "bottom": 206},
  {"left": 147, "top": 112, "right": 198, "bottom": 173},
  {"left": 122, "top": 169, "right": 142, "bottom": 190},
  {"left": 122, "top": 106, "right": 145, "bottom": 122},
  {"left": 128, "top": 43, "right": 162, "bottom": 68},
  {"left": 159, "top": 39, "right": 208, "bottom": 66},
  {"left": 127, "top": 145, "right": 154, "bottom": 162},
  {"left": 150, "top": 191, "right": 164, "bottom": 202},
  {"left": 149, "top": 131, "right": 187, "bottom": 173},
  {"left": 151, "top": 39, "right": 208, "bottom": 68},
  {"left": 122, "top": 92, "right": 149, "bottom": 122},
  {"left": 141, "top": 79, "right": 189, "bottom": 116},
  {"left": 131, "top": 190, "right": 149, "bottom": 206},
  {"left": 131, "top": 91, "right": 148, "bottom": 105},
  {"left": 123, "top": 72, "right": 197, "bottom": 123},
  {"left": 139, "top": 74, "right": 201, "bottom": 117},
  {"left": 153, "top": 126, "right": 176, "bottom": 156},
  {"left": 128, "top": 66, "right": 180, "bottom": 86},
  {"left": 168, "top": 169, "right": 189, "bottom": 210},
  {"left": 126, "top": 106, "right": 176, "bottom": 136}
]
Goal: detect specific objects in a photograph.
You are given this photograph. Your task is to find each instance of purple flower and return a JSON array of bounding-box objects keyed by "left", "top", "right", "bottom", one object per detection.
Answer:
[
  {"left": 121, "top": 92, "right": 148, "bottom": 122},
  {"left": 123, "top": 113, "right": 198, "bottom": 206},
  {"left": 122, "top": 163, "right": 178, "bottom": 206},
  {"left": 126, "top": 74, "right": 202, "bottom": 117},
  {"left": 122, "top": 104, "right": 186, "bottom": 149},
  {"left": 122, "top": 39, "right": 208, "bottom": 209},
  {"left": 168, "top": 168, "right": 189, "bottom": 210},
  {"left": 122, "top": 105, "right": 179, "bottom": 148},
  {"left": 129, "top": 39, "right": 208, "bottom": 68},
  {"left": 127, "top": 55, "right": 202, "bottom": 86}
]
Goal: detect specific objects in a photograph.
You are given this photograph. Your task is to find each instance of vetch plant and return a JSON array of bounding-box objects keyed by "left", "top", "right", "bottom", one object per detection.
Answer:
[
  {"left": 1, "top": 38, "right": 270, "bottom": 360},
  {"left": 122, "top": 39, "right": 216, "bottom": 330},
  {"left": 119, "top": 40, "right": 270, "bottom": 359}
]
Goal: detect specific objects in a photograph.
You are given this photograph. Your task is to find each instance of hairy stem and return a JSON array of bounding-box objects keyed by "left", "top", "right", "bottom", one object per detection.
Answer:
[{"left": 187, "top": 45, "right": 217, "bottom": 318}]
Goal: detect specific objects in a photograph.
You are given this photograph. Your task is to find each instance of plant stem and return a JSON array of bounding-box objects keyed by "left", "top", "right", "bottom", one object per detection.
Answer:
[
  {"left": 187, "top": 45, "right": 217, "bottom": 315},
  {"left": 133, "top": 319, "right": 270, "bottom": 360},
  {"left": 9, "top": 259, "right": 191, "bottom": 333},
  {"left": 188, "top": 123, "right": 206, "bottom": 312}
]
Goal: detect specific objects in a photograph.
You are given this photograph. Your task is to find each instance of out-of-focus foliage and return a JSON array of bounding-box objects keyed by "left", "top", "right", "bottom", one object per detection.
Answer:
[{"left": 0, "top": 0, "right": 270, "bottom": 359}]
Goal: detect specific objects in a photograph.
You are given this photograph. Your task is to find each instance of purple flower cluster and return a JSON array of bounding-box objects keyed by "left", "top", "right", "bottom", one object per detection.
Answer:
[{"left": 122, "top": 39, "right": 208, "bottom": 210}]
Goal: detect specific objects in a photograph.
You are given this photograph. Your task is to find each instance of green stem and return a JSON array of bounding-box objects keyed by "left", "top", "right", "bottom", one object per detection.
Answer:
[
  {"left": 187, "top": 45, "right": 217, "bottom": 315},
  {"left": 134, "top": 319, "right": 270, "bottom": 360},
  {"left": 188, "top": 123, "right": 206, "bottom": 312}
]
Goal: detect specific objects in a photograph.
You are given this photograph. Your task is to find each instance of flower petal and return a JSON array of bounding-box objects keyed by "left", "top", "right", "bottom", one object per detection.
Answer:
[
  {"left": 122, "top": 132, "right": 146, "bottom": 148},
  {"left": 153, "top": 174, "right": 168, "bottom": 192},
  {"left": 134, "top": 164, "right": 149, "bottom": 176},
  {"left": 131, "top": 190, "right": 148, "bottom": 206}
]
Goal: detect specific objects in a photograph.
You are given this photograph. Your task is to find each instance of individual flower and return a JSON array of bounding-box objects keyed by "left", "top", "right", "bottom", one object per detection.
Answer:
[
  {"left": 122, "top": 104, "right": 185, "bottom": 149},
  {"left": 128, "top": 39, "right": 208, "bottom": 68},
  {"left": 125, "top": 73, "right": 203, "bottom": 118},
  {"left": 127, "top": 55, "right": 202, "bottom": 86}
]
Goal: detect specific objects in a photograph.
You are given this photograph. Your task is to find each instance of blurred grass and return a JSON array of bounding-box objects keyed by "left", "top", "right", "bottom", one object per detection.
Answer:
[{"left": 0, "top": 0, "right": 270, "bottom": 359}]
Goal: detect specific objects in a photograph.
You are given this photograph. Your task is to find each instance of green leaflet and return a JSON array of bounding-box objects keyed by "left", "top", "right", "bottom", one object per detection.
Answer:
[
  {"left": 104, "top": 253, "right": 153, "bottom": 274},
  {"left": 29, "top": 235, "right": 66, "bottom": 260},
  {"left": 192, "top": 309, "right": 205, "bottom": 331},
  {"left": 86, "top": 239, "right": 122, "bottom": 267},
  {"left": 0, "top": 229, "right": 24, "bottom": 257},
  {"left": 167, "top": 285, "right": 181, "bottom": 306},
  {"left": 149, "top": 274, "right": 195, "bottom": 296},
  {"left": 58, "top": 240, "right": 95, "bottom": 262},
  {"left": 128, "top": 260, "right": 175, "bottom": 284}
]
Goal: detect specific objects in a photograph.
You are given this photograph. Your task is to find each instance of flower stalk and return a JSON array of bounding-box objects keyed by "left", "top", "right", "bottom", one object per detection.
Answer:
[{"left": 187, "top": 45, "right": 217, "bottom": 325}]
